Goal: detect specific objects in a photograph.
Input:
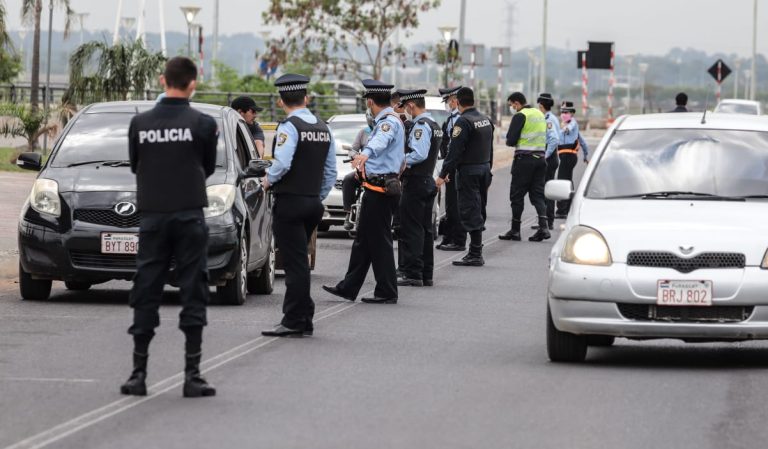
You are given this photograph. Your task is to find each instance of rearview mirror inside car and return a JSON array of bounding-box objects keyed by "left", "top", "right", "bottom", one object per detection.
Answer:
[
  {"left": 16, "top": 152, "right": 43, "bottom": 171},
  {"left": 545, "top": 180, "right": 574, "bottom": 201},
  {"left": 245, "top": 159, "right": 272, "bottom": 178}
]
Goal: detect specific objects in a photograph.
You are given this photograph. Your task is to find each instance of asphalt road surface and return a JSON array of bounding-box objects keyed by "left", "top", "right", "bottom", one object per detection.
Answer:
[{"left": 3, "top": 148, "right": 768, "bottom": 449}]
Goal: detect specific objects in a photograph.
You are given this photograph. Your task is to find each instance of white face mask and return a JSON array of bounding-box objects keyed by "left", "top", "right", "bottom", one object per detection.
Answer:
[
  {"left": 509, "top": 106, "right": 515, "bottom": 114},
  {"left": 445, "top": 103, "right": 452, "bottom": 112}
]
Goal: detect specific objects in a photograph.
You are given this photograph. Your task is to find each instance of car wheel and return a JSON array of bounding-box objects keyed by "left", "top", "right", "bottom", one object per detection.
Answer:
[
  {"left": 587, "top": 335, "right": 616, "bottom": 347},
  {"left": 546, "top": 304, "right": 587, "bottom": 362},
  {"left": 216, "top": 234, "right": 248, "bottom": 305},
  {"left": 65, "top": 281, "right": 91, "bottom": 291},
  {"left": 247, "top": 237, "right": 275, "bottom": 295},
  {"left": 19, "top": 263, "right": 52, "bottom": 301}
]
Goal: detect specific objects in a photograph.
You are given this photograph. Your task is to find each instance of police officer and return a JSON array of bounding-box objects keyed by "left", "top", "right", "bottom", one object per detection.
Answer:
[
  {"left": 231, "top": 96, "right": 266, "bottom": 157},
  {"left": 395, "top": 89, "right": 442, "bottom": 287},
  {"left": 531, "top": 93, "right": 561, "bottom": 231},
  {"left": 498, "top": 92, "right": 550, "bottom": 242},
  {"left": 324, "top": 80, "right": 405, "bottom": 304},
  {"left": 123, "top": 56, "right": 217, "bottom": 398},
  {"left": 261, "top": 74, "right": 337, "bottom": 338},
  {"left": 436, "top": 87, "right": 493, "bottom": 267},
  {"left": 435, "top": 86, "right": 467, "bottom": 252},
  {"left": 555, "top": 100, "right": 589, "bottom": 218}
]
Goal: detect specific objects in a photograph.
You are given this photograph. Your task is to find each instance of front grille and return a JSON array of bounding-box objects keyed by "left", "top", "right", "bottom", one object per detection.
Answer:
[
  {"left": 74, "top": 209, "right": 141, "bottom": 229},
  {"left": 70, "top": 251, "right": 137, "bottom": 269},
  {"left": 627, "top": 251, "right": 745, "bottom": 273},
  {"left": 617, "top": 303, "right": 753, "bottom": 323}
]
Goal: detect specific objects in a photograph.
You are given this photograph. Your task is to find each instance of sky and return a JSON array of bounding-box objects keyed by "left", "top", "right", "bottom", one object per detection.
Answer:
[{"left": 3, "top": 0, "right": 765, "bottom": 57}]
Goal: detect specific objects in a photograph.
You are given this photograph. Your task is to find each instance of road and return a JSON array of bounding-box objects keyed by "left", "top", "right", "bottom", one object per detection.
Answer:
[{"left": 3, "top": 146, "right": 768, "bottom": 449}]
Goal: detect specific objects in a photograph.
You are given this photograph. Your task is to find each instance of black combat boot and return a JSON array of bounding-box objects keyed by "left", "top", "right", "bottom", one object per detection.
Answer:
[
  {"left": 452, "top": 244, "right": 485, "bottom": 266},
  {"left": 499, "top": 219, "right": 522, "bottom": 241},
  {"left": 120, "top": 352, "right": 148, "bottom": 396},
  {"left": 183, "top": 352, "right": 216, "bottom": 398},
  {"left": 529, "top": 216, "right": 552, "bottom": 242}
]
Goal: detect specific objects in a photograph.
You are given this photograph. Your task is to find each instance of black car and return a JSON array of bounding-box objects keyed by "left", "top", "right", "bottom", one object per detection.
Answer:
[{"left": 16, "top": 101, "right": 275, "bottom": 305}]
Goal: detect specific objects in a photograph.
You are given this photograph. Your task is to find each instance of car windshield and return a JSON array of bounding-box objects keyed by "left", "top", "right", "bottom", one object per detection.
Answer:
[
  {"left": 716, "top": 103, "right": 759, "bottom": 115},
  {"left": 50, "top": 112, "right": 226, "bottom": 168},
  {"left": 328, "top": 122, "right": 367, "bottom": 156},
  {"left": 427, "top": 109, "right": 450, "bottom": 127},
  {"left": 586, "top": 129, "right": 768, "bottom": 199}
]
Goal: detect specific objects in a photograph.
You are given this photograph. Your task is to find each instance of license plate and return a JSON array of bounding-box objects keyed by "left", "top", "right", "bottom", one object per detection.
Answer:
[
  {"left": 656, "top": 280, "right": 713, "bottom": 306},
  {"left": 101, "top": 233, "right": 139, "bottom": 255}
]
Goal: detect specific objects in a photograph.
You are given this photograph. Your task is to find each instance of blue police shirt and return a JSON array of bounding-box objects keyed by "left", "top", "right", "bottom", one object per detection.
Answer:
[
  {"left": 405, "top": 112, "right": 434, "bottom": 167},
  {"left": 544, "top": 111, "right": 562, "bottom": 159},
  {"left": 561, "top": 118, "right": 590, "bottom": 161},
  {"left": 361, "top": 107, "right": 405, "bottom": 175},
  {"left": 267, "top": 108, "right": 337, "bottom": 199},
  {"left": 447, "top": 108, "right": 460, "bottom": 134}
]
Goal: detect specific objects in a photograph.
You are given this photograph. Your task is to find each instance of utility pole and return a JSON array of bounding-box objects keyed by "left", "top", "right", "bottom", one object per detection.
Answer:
[
  {"left": 158, "top": 0, "right": 167, "bottom": 56},
  {"left": 459, "top": 0, "right": 466, "bottom": 49},
  {"left": 212, "top": 0, "right": 219, "bottom": 82},
  {"left": 43, "top": 0, "right": 53, "bottom": 153},
  {"left": 113, "top": 0, "right": 124, "bottom": 45},
  {"left": 539, "top": 0, "right": 548, "bottom": 94},
  {"left": 750, "top": 0, "right": 758, "bottom": 100},
  {"left": 136, "top": 0, "right": 146, "bottom": 44},
  {"left": 505, "top": 2, "right": 516, "bottom": 51}
]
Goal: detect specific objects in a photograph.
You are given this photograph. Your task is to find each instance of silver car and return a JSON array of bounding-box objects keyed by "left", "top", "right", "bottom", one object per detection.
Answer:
[{"left": 545, "top": 112, "right": 768, "bottom": 362}]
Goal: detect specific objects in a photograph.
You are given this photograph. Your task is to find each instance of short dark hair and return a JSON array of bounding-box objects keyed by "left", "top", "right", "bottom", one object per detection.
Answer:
[
  {"left": 367, "top": 92, "right": 392, "bottom": 107},
  {"left": 538, "top": 98, "right": 554, "bottom": 111},
  {"left": 456, "top": 87, "right": 474, "bottom": 107},
  {"left": 405, "top": 98, "right": 426, "bottom": 109},
  {"left": 163, "top": 56, "right": 198, "bottom": 90},
  {"left": 508, "top": 92, "right": 526, "bottom": 105},
  {"left": 279, "top": 89, "right": 307, "bottom": 107},
  {"left": 676, "top": 92, "right": 688, "bottom": 106}
]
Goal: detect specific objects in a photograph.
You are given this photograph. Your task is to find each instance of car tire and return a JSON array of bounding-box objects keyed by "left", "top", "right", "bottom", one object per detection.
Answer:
[
  {"left": 19, "top": 263, "right": 52, "bottom": 301},
  {"left": 247, "top": 238, "right": 275, "bottom": 295},
  {"left": 216, "top": 234, "right": 248, "bottom": 306},
  {"left": 64, "top": 281, "right": 91, "bottom": 291},
  {"left": 546, "top": 304, "right": 587, "bottom": 362},
  {"left": 587, "top": 335, "right": 616, "bottom": 347}
]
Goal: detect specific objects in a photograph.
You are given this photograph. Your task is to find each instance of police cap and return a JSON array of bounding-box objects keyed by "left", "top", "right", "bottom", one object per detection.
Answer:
[
  {"left": 438, "top": 86, "right": 462, "bottom": 103},
  {"left": 560, "top": 101, "right": 576, "bottom": 113},
  {"left": 274, "top": 73, "right": 310, "bottom": 92},
  {"left": 361, "top": 79, "right": 394, "bottom": 98},
  {"left": 537, "top": 92, "right": 555, "bottom": 108},
  {"left": 394, "top": 88, "right": 428, "bottom": 107}
]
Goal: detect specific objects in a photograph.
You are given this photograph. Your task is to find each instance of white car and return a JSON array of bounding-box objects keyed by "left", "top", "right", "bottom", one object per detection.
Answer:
[
  {"left": 714, "top": 99, "right": 762, "bottom": 115},
  {"left": 545, "top": 112, "right": 768, "bottom": 362}
]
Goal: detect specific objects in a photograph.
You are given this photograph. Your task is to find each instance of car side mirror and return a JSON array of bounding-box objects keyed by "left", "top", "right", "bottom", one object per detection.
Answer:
[
  {"left": 545, "top": 180, "right": 574, "bottom": 201},
  {"left": 245, "top": 159, "right": 272, "bottom": 178},
  {"left": 16, "top": 152, "right": 43, "bottom": 171}
]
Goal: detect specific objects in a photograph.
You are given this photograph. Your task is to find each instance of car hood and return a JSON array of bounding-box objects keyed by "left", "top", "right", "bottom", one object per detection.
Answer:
[
  {"left": 335, "top": 156, "right": 354, "bottom": 179},
  {"left": 577, "top": 199, "right": 768, "bottom": 265},
  {"left": 43, "top": 166, "right": 229, "bottom": 193}
]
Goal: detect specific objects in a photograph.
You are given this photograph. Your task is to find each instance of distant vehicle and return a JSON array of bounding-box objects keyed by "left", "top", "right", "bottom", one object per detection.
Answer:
[
  {"left": 545, "top": 112, "right": 768, "bottom": 362},
  {"left": 16, "top": 101, "right": 275, "bottom": 306},
  {"left": 714, "top": 99, "right": 762, "bottom": 115},
  {"left": 314, "top": 80, "right": 360, "bottom": 113}
]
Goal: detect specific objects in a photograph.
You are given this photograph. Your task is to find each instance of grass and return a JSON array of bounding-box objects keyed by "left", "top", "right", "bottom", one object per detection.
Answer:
[{"left": 0, "top": 147, "right": 38, "bottom": 173}]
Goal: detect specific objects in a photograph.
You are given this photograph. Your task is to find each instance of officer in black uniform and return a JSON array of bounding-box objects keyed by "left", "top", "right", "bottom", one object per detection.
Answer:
[
  {"left": 437, "top": 87, "right": 493, "bottom": 267},
  {"left": 436, "top": 86, "right": 466, "bottom": 252},
  {"left": 123, "top": 57, "right": 217, "bottom": 398},
  {"left": 261, "top": 74, "right": 337, "bottom": 338},
  {"left": 395, "top": 89, "right": 442, "bottom": 287},
  {"left": 230, "top": 96, "right": 266, "bottom": 157}
]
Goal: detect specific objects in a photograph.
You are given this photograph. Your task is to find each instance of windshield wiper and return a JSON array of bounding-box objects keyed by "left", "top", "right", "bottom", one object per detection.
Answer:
[
  {"left": 66, "top": 160, "right": 130, "bottom": 168},
  {"left": 605, "top": 191, "right": 738, "bottom": 200}
]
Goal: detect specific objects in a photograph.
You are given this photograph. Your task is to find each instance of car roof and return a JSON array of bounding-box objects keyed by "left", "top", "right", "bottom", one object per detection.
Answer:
[
  {"left": 83, "top": 100, "right": 227, "bottom": 118},
  {"left": 328, "top": 114, "right": 366, "bottom": 122},
  {"left": 617, "top": 112, "right": 768, "bottom": 131},
  {"left": 425, "top": 96, "right": 444, "bottom": 110},
  {"left": 716, "top": 99, "right": 761, "bottom": 106}
]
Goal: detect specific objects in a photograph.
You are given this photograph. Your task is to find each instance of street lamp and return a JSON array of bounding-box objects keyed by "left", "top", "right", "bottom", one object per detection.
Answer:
[
  {"left": 638, "top": 62, "right": 649, "bottom": 114},
  {"left": 180, "top": 6, "right": 201, "bottom": 58},
  {"left": 438, "top": 26, "right": 456, "bottom": 88},
  {"left": 75, "top": 12, "right": 89, "bottom": 46},
  {"left": 120, "top": 17, "right": 136, "bottom": 41}
]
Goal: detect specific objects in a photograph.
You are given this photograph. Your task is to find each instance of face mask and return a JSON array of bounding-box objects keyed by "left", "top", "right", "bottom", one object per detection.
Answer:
[
  {"left": 561, "top": 112, "right": 573, "bottom": 122},
  {"left": 509, "top": 106, "right": 516, "bottom": 114}
]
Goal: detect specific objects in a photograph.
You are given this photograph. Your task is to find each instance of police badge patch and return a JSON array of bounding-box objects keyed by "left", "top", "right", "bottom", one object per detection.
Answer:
[
  {"left": 380, "top": 123, "right": 391, "bottom": 133},
  {"left": 277, "top": 133, "right": 288, "bottom": 146},
  {"left": 452, "top": 126, "right": 462, "bottom": 138},
  {"left": 414, "top": 129, "right": 423, "bottom": 140},
  {"left": 547, "top": 122, "right": 553, "bottom": 129}
]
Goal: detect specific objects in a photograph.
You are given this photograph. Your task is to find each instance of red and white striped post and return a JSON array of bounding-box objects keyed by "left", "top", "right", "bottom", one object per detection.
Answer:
[
  {"left": 496, "top": 48, "right": 504, "bottom": 140},
  {"left": 470, "top": 45, "right": 477, "bottom": 91},
  {"left": 198, "top": 25, "right": 204, "bottom": 78},
  {"left": 581, "top": 52, "right": 589, "bottom": 116},
  {"left": 607, "top": 43, "right": 615, "bottom": 121},
  {"left": 716, "top": 60, "right": 723, "bottom": 103}
]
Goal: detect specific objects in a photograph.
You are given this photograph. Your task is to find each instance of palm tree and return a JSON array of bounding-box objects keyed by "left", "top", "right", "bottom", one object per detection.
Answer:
[
  {"left": 64, "top": 40, "right": 166, "bottom": 106},
  {"left": 21, "top": 0, "right": 73, "bottom": 112},
  {"left": 0, "top": 1, "right": 10, "bottom": 49}
]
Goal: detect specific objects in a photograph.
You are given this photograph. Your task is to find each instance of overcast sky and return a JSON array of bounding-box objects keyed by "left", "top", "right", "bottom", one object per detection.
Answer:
[{"left": 3, "top": 0, "right": 765, "bottom": 57}]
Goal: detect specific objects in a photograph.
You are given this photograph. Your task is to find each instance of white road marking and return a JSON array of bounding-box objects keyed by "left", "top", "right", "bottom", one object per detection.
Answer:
[{"left": 0, "top": 378, "right": 97, "bottom": 383}]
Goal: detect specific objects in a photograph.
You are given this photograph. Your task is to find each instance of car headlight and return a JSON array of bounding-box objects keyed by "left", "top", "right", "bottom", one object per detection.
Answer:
[
  {"left": 204, "top": 184, "right": 236, "bottom": 218},
  {"left": 762, "top": 250, "right": 768, "bottom": 269},
  {"left": 29, "top": 178, "right": 61, "bottom": 217},
  {"left": 561, "top": 225, "right": 612, "bottom": 266}
]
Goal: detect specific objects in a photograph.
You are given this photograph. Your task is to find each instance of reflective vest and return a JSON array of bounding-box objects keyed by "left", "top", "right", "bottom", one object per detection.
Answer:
[{"left": 518, "top": 108, "right": 547, "bottom": 152}]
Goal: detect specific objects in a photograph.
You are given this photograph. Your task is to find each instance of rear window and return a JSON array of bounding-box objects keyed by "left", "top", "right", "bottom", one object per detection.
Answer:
[
  {"left": 586, "top": 129, "right": 768, "bottom": 199},
  {"left": 51, "top": 112, "right": 226, "bottom": 168}
]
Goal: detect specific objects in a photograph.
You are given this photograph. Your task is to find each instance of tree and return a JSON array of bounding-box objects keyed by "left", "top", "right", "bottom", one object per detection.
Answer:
[
  {"left": 63, "top": 40, "right": 166, "bottom": 106},
  {"left": 0, "top": 103, "right": 57, "bottom": 150},
  {"left": 21, "top": 0, "right": 73, "bottom": 112},
  {"left": 263, "top": 0, "right": 441, "bottom": 80},
  {"left": 0, "top": 0, "right": 22, "bottom": 83}
]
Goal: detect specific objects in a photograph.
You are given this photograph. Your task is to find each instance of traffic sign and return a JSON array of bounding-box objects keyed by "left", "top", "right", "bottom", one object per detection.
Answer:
[
  {"left": 460, "top": 44, "right": 486, "bottom": 66},
  {"left": 708, "top": 59, "right": 732, "bottom": 83}
]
